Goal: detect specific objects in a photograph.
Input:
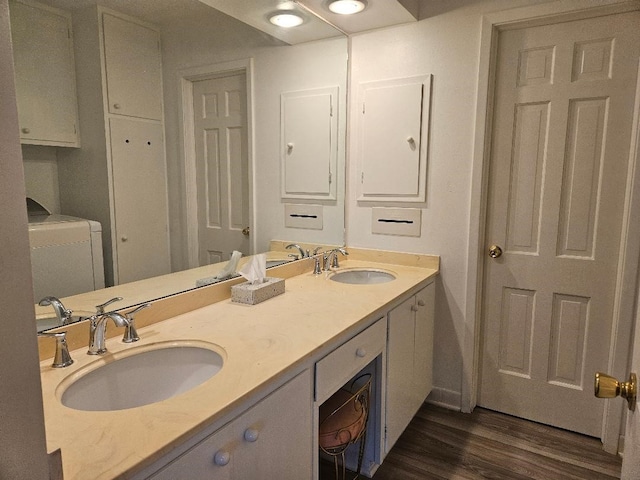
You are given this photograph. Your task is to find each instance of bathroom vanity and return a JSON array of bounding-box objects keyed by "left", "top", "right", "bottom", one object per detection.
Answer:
[{"left": 37, "top": 250, "right": 438, "bottom": 479}]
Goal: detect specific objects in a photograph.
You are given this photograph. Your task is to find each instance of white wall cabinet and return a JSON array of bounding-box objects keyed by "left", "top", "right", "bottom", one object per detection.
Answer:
[
  {"left": 102, "top": 12, "right": 163, "bottom": 120},
  {"left": 357, "top": 75, "right": 431, "bottom": 203},
  {"left": 281, "top": 87, "right": 338, "bottom": 200},
  {"left": 10, "top": 0, "right": 79, "bottom": 147},
  {"left": 385, "top": 281, "right": 435, "bottom": 452},
  {"left": 150, "top": 370, "right": 313, "bottom": 480},
  {"left": 58, "top": 6, "right": 169, "bottom": 286}
]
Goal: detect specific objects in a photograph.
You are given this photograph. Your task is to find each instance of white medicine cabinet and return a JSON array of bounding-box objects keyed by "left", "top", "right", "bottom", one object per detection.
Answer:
[
  {"left": 356, "top": 75, "right": 432, "bottom": 203},
  {"left": 280, "top": 86, "right": 339, "bottom": 200},
  {"left": 10, "top": 0, "right": 80, "bottom": 147}
]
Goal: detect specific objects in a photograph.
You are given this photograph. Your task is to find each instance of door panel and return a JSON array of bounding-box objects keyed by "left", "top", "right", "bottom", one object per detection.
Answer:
[{"left": 479, "top": 12, "right": 640, "bottom": 436}]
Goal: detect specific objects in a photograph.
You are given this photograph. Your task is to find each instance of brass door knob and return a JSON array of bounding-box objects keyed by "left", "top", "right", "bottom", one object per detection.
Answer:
[
  {"left": 488, "top": 245, "right": 503, "bottom": 258},
  {"left": 594, "top": 372, "right": 636, "bottom": 411},
  {"left": 242, "top": 227, "right": 250, "bottom": 236}
]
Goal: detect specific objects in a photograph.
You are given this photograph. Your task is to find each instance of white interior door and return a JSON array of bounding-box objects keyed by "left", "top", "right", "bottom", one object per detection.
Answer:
[
  {"left": 479, "top": 12, "right": 640, "bottom": 437},
  {"left": 192, "top": 73, "right": 249, "bottom": 265}
]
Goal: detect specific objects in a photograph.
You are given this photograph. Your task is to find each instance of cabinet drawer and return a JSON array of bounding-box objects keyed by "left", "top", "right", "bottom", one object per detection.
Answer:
[
  {"left": 150, "top": 370, "right": 312, "bottom": 480},
  {"left": 315, "top": 318, "right": 385, "bottom": 404}
]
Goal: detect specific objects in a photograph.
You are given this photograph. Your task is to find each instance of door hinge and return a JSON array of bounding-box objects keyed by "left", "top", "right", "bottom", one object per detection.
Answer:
[
  {"left": 329, "top": 172, "right": 332, "bottom": 184},
  {"left": 361, "top": 171, "right": 364, "bottom": 183},
  {"left": 362, "top": 102, "right": 366, "bottom": 114}
]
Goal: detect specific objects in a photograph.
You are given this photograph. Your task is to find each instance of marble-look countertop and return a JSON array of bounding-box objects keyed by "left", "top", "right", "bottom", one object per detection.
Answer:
[{"left": 39, "top": 257, "right": 438, "bottom": 479}]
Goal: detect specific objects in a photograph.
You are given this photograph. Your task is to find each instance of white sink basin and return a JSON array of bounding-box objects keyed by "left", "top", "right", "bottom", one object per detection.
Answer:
[
  {"left": 59, "top": 341, "right": 225, "bottom": 411},
  {"left": 329, "top": 269, "right": 396, "bottom": 284}
]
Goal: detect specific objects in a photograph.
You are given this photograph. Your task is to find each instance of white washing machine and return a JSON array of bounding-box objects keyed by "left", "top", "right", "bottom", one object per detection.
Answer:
[{"left": 28, "top": 213, "right": 105, "bottom": 303}]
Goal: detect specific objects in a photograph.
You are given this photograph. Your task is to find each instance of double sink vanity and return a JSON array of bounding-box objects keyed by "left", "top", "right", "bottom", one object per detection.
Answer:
[{"left": 37, "top": 246, "right": 439, "bottom": 479}]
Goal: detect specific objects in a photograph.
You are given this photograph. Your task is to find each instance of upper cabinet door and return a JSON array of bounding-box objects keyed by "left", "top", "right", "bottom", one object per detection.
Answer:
[
  {"left": 357, "top": 75, "right": 431, "bottom": 203},
  {"left": 102, "top": 12, "right": 163, "bottom": 121},
  {"left": 281, "top": 86, "right": 338, "bottom": 200},
  {"left": 10, "top": 0, "right": 79, "bottom": 147}
]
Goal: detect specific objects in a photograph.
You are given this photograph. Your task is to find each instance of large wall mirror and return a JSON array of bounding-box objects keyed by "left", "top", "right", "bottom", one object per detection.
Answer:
[{"left": 14, "top": 0, "right": 347, "bottom": 329}]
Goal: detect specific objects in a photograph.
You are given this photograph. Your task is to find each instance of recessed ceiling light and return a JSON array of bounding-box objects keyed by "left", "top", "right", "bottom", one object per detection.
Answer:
[
  {"left": 328, "top": 0, "right": 367, "bottom": 15},
  {"left": 269, "top": 11, "right": 304, "bottom": 28}
]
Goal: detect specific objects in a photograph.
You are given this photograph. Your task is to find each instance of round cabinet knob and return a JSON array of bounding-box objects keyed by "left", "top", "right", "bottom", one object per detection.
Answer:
[
  {"left": 411, "top": 305, "right": 419, "bottom": 312},
  {"left": 120, "top": 236, "right": 128, "bottom": 242},
  {"left": 21, "top": 127, "right": 30, "bottom": 134},
  {"left": 356, "top": 347, "right": 366, "bottom": 358},
  {"left": 213, "top": 450, "right": 230, "bottom": 466},
  {"left": 113, "top": 103, "right": 121, "bottom": 109},
  {"left": 244, "top": 428, "right": 259, "bottom": 442},
  {"left": 417, "top": 300, "right": 426, "bottom": 307}
]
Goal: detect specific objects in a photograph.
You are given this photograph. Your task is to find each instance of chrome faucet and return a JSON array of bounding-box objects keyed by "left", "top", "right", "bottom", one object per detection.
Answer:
[
  {"left": 122, "top": 303, "right": 150, "bottom": 343},
  {"left": 38, "top": 296, "right": 73, "bottom": 325},
  {"left": 95, "top": 296, "right": 123, "bottom": 314},
  {"left": 324, "top": 248, "right": 348, "bottom": 270},
  {"left": 87, "top": 312, "right": 129, "bottom": 355},
  {"left": 286, "top": 243, "right": 308, "bottom": 259}
]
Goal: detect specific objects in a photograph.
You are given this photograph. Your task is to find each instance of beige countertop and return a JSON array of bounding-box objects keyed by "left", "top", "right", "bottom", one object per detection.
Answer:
[{"left": 39, "top": 254, "right": 438, "bottom": 479}]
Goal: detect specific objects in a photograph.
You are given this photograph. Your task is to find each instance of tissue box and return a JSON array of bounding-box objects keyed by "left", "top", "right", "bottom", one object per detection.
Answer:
[{"left": 231, "top": 277, "right": 285, "bottom": 305}]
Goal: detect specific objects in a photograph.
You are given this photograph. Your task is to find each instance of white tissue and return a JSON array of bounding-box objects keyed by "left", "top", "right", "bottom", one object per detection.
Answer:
[
  {"left": 195, "top": 250, "right": 243, "bottom": 287},
  {"left": 238, "top": 253, "right": 267, "bottom": 285}
]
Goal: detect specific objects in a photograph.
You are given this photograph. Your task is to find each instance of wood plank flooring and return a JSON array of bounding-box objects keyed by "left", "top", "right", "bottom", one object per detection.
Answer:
[{"left": 321, "top": 402, "right": 622, "bottom": 479}]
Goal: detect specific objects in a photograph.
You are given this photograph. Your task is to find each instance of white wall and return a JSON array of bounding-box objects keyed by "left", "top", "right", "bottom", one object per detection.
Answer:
[
  {"left": 0, "top": 0, "right": 51, "bottom": 476},
  {"left": 160, "top": 11, "right": 347, "bottom": 270},
  {"left": 22, "top": 145, "right": 60, "bottom": 214},
  {"left": 347, "top": 0, "right": 557, "bottom": 408}
]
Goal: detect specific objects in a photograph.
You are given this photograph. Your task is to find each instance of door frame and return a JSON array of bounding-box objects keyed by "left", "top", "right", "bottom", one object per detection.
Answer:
[
  {"left": 466, "top": 0, "right": 640, "bottom": 453},
  {"left": 178, "top": 59, "right": 256, "bottom": 268}
]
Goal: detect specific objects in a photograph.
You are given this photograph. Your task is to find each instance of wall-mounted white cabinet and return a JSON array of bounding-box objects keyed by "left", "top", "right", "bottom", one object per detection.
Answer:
[
  {"left": 102, "top": 12, "right": 163, "bottom": 120},
  {"left": 57, "top": 6, "right": 169, "bottom": 286},
  {"left": 281, "top": 86, "right": 338, "bottom": 200},
  {"left": 357, "top": 75, "right": 431, "bottom": 203},
  {"left": 10, "top": 0, "right": 80, "bottom": 147},
  {"left": 385, "top": 281, "right": 435, "bottom": 452}
]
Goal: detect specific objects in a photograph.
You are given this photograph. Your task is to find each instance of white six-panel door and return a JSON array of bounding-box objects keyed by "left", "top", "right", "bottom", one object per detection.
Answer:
[
  {"left": 192, "top": 73, "right": 249, "bottom": 265},
  {"left": 479, "top": 12, "right": 640, "bottom": 437}
]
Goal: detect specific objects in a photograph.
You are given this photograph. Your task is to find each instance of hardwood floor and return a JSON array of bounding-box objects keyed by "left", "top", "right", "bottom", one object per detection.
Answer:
[{"left": 321, "top": 403, "right": 622, "bottom": 480}]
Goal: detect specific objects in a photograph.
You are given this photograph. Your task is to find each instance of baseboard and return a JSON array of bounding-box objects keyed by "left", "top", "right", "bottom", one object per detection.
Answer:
[{"left": 426, "top": 387, "right": 462, "bottom": 411}]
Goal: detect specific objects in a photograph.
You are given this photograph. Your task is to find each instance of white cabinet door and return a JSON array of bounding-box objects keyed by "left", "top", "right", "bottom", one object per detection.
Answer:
[
  {"left": 109, "top": 117, "right": 170, "bottom": 284},
  {"left": 10, "top": 0, "right": 79, "bottom": 146},
  {"left": 102, "top": 12, "right": 163, "bottom": 120},
  {"left": 385, "top": 282, "right": 435, "bottom": 452},
  {"left": 281, "top": 87, "right": 338, "bottom": 200},
  {"left": 414, "top": 282, "right": 434, "bottom": 404},
  {"left": 151, "top": 370, "right": 313, "bottom": 480},
  {"left": 357, "top": 75, "right": 431, "bottom": 203}
]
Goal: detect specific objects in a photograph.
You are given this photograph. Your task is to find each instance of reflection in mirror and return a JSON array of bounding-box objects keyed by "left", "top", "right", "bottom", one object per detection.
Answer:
[{"left": 15, "top": 0, "right": 347, "bottom": 331}]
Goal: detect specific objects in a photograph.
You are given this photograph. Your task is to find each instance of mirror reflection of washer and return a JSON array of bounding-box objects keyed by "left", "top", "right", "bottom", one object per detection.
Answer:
[{"left": 27, "top": 199, "right": 105, "bottom": 302}]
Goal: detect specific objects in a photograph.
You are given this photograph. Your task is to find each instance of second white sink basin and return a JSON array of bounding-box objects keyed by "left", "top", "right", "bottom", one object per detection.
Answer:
[
  {"left": 59, "top": 341, "right": 225, "bottom": 411},
  {"left": 329, "top": 269, "right": 396, "bottom": 285}
]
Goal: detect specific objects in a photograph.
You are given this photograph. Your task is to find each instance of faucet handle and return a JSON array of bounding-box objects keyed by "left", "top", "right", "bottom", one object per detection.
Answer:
[
  {"left": 122, "top": 303, "right": 150, "bottom": 343},
  {"left": 96, "top": 297, "right": 123, "bottom": 314},
  {"left": 38, "top": 331, "right": 74, "bottom": 368}
]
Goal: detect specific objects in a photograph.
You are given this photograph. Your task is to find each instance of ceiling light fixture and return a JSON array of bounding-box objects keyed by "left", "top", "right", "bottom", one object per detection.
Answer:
[
  {"left": 269, "top": 11, "right": 304, "bottom": 28},
  {"left": 328, "top": 0, "right": 367, "bottom": 15}
]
